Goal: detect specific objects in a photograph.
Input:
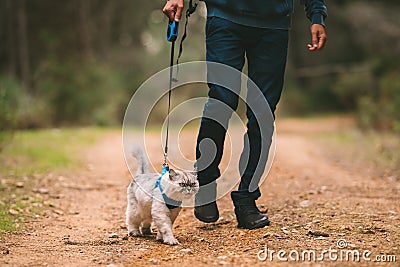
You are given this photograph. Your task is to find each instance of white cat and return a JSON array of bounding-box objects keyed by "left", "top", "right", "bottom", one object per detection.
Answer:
[{"left": 126, "top": 147, "right": 199, "bottom": 245}]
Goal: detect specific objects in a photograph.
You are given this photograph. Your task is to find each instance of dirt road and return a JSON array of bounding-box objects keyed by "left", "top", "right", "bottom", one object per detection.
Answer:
[{"left": 1, "top": 118, "right": 399, "bottom": 266}]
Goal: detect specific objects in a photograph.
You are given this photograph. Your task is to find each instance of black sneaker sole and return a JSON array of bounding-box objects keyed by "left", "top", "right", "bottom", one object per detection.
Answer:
[
  {"left": 237, "top": 217, "right": 270, "bottom": 229},
  {"left": 194, "top": 209, "right": 219, "bottom": 223}
]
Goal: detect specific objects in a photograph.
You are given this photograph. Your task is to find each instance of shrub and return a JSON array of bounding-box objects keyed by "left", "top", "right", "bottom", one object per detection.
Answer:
[
  {"left": 35, "top": 61, "right": 127, "bottom": 126},
  {"left": 0, "top": 76, "right": 21, "bottom": 150},
  {"left": 356, "top": 71, "right": 400, "bottom": 132}
]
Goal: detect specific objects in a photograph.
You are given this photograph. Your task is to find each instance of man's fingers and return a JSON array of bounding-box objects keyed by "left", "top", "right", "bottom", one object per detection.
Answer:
[
  {"left": 317, "top": 33, "right": 327, "bottom": 50},
  {"left": 311, "top": 30, "right": 319, "bottom": 47},
  {"left": 162, "top": 0, "right": 184, "bottom": 22},
  {"left": 163, "top": 5, "right": 175, "bottom": 21},
  {"left": 309, "top": 24, "right": 327, "bottom": 52},
  {"left": 174, "top": 3, "right": 183, "bottom": 21}
]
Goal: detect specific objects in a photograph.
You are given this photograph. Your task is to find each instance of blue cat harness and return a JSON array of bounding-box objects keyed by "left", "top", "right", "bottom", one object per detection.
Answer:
[{"left": 155, "top": 165, "right": 182, "bottom": 210}]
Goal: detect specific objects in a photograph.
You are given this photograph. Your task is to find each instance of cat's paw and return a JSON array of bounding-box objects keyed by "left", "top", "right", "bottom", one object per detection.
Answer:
[
  {"left": 141, "top": 228, "right": 152, "bottom": 236},
  {"left": 128, "top": 229, "right": 140, "bottom": 237},
  {"left": 156, "top": 232, "right": 163, "bottom": 241},
  {"left": 163, "top": 236, "right": 179, "bottom": 245}
]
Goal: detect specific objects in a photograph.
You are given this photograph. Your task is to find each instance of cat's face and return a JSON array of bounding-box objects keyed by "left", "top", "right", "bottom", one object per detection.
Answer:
[{"left": 168, "top": 169, "right": 199, "bottom": 198}]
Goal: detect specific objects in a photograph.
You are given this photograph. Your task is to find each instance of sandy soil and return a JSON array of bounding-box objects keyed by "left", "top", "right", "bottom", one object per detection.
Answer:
[{"left": 1, "top": 117, "right": 399, "bottom": 266}]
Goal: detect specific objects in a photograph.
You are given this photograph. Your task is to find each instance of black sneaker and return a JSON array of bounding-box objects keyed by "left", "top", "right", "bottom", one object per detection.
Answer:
[
  {"left": 234, "top": 198, "right": 270, "bottom": 229},
  {"left": 194, "top": 182, "right": 219, "bottom": 223},
  {"left": 194, "top": 201, "right": 219, "bottom": 223}
]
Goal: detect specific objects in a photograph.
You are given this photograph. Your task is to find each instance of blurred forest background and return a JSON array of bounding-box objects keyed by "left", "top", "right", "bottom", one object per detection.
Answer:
[{"left": 0, "top": 0, "right": 399, "bottom": 140}]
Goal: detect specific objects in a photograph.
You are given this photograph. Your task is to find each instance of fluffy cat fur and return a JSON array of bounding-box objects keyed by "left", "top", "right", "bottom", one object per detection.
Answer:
[{"left": 126, "top": 147, "right": 199, "bottom": 245}]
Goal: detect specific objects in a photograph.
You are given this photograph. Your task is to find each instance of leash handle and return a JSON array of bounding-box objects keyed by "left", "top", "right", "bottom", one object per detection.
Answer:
[{"left": 167, "top": 20, "right": 179, "bottom": 42}]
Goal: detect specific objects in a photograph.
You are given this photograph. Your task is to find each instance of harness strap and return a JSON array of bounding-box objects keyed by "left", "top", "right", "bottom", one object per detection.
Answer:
[{"left": 155, "top": 165, "right": 182, "bottom": 210}]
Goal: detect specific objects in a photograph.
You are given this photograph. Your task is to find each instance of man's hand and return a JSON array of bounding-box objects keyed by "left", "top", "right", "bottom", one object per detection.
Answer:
[
  {"left": 163, "top": 0, "right": 184, "bottom": 22},
  {"left": 308, "top": 24, "right": 327, "bottom": 51}
]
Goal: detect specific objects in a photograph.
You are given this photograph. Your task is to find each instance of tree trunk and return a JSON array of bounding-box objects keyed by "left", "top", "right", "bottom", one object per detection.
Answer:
[
  {"left": 4, "top": 0, "right": 17, "bottom": 77},
  {"left": 16, "top": 0, "right": 31, "bottom": 90},
  {"left": 77, "top": 0, "right": 94, "bottom": 62},
  {"left": 99, "top": 0, "right": 115, "bottom": 58}
]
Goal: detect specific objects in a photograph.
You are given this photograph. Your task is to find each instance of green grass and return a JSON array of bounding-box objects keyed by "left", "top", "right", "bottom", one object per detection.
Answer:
[
  {"left": 1, "top": 127, "right": 109, "bottom": 176},
  {"left": 0, "top": 127, "right": 113, "bottom": 234},
  {"left": 0, "top": 208, "right": 16, "bottom": 233}
]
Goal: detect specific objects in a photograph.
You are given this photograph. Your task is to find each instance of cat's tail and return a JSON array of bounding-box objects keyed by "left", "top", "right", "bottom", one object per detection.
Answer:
[{"left": 131, "top": 146, "right": 149, "bottom": 176}]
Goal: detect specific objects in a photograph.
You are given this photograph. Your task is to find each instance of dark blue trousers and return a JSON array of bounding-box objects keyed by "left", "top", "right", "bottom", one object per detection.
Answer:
[{"left": 196, "top": 17, "right": 288, "bottom": 203}]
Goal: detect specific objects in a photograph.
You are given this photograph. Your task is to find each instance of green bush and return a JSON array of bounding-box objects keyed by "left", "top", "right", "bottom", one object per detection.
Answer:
[
  {"left": 356, "top": 71, "right": 400, "bottom": 132},
  {"left": 35, "top": 61, "right": 127, "bottom": 126},
  {"left": 333, "top": 69, "right": 374, "bottom": 110},
  {"left": 0, "top": 76, "right": 21, "bottom": 150}
]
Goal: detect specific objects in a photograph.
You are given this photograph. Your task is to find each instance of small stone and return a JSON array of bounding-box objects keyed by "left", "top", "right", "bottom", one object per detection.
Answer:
[
  {"left": 180, "top": 248, "right": 192, "bottom": 254},
  {"left": 138, "top": 248, "right": 148, "bottom": 251},
  {"left": 307, "top": 230, "right": 329, "bottom": 237},
  {"left": 109, "top": 233, "right": 119, "bottom": 238},
  {"left": 3, "top": 248, "right": 9, "bottom": 255},
  {"left": 33, "top": 188, "right": 49, "bottom": 194},
  {"left": 299, "top": 200, "right": 311, "bottom": 208},
  {"left": 15, "top": 182, "right": 24, "bottom": 188},
  {"left": 8, "top": 209, "right": 19, "bottom": 215},
  {"left": 149, "top": 259, "right": 158, "bottom": 264},
  {"left": 53, "top": 209, "right": 64, "bottom": 215},
  {"left": 263, "top": 232, "right": 273, "bottom": 238},
  {"left": 281, "top": 227, "right": 291, "bottom": 235},
  {"left": 320, "top": 186, "right": 328, "bottom": 192}
]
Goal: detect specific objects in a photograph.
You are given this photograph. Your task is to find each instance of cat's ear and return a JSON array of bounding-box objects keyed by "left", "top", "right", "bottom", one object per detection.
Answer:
[{"left": 169, "top": 169, "right": 177, "bottom": 180}]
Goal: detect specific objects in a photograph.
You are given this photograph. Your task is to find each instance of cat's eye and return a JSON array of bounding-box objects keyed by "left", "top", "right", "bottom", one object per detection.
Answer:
[{"left": 178, "top": 182, "right": 197, "bottom": 187}]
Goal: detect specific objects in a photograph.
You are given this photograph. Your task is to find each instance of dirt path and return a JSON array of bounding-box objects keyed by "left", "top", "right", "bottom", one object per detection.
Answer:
[{"left": 1, "top": 118, "right": 399, "bottom": 266}]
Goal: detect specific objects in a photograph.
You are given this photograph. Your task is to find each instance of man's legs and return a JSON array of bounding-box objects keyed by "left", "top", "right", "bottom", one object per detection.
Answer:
[
  {"left": 195, "top": 17, "right": 245, "bottom": 222},
  {"left": 231, "top": 28, "right": 289, "bottom": 228}
]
